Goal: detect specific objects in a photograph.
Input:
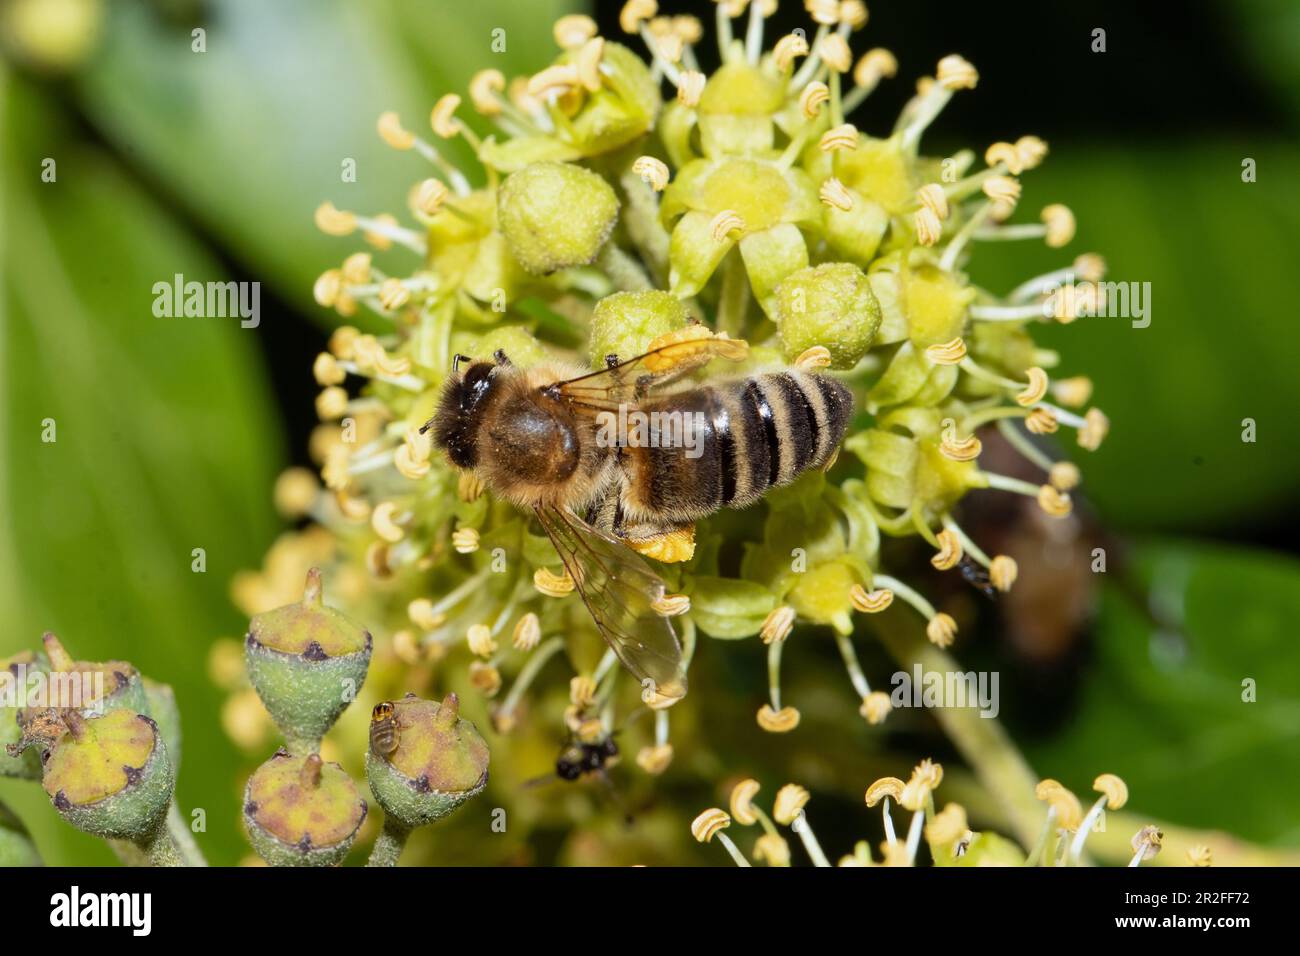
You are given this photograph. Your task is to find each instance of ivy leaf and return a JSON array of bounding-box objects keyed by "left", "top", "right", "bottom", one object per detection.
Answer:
[
  {"left": 0, "top": 75, "right": 281, "bottom": 865},
  {"left": 1025, "top": 540, "right": 1300, "bottom": 844}
]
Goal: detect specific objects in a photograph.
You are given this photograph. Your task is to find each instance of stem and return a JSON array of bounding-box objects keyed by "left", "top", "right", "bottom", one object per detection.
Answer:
[
  {"left": 618, "top": 167, "right": 671, "bottom": 284},
  {"left": 871, "top": 616, "right": 1044, "bottom": 849},
  {"left": 134, "top": 821, "right": 184, "bottom": 867},
  {"left": 366, "top": 815, "right": 411, "bottom": 867},
  {"left": 282, "top": 733, "right": 322, "bottom": 758},
  {"left": 166, "top": 801, "right": 208, "bottom": 867},
  {"left": 597, "top": 243, "right": 653, "bottom": 292}
]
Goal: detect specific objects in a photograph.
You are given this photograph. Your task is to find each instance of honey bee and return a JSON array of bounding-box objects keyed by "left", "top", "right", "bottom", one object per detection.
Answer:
[
  {"left": 424, "top": 334, "right": 853, "bottom": 704},
  {"left": 368, "top": 701, "right": 399, "bottom": 756}
]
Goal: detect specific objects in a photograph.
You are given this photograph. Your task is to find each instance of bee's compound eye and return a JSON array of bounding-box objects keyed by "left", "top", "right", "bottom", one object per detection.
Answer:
[{"left": 372, "top": 702, "right": 394, "bottom": 721}]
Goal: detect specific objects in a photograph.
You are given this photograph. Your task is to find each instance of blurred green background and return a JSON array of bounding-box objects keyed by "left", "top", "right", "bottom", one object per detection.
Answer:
[{"left": 2, "top": 0, "right": 1298, "bottom": 864}]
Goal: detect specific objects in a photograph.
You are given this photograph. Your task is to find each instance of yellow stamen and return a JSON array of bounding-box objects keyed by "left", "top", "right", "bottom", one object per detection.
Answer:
[
  {"left": 429, "top": 94, "right": 462, "bottom": 138},
  {"left": 533, "top": 566, "right": 575, "bottom": 597},
  {"left": 926, "top": 613, "right": 958, "bottom": 648},
  {"left": 512, "top": 612, "right": 541, "bottom": 651},
  {"left": 930, "top": 529, "right": 963, "bottom": 570},
  {"left": 989, "top": 555, "right": 1018, "bottom": 592},
  {"left": 1016, "top": 367, "right": 1049, "bottom": 406},
  {"left": 1042, "top": 203, "right": 1076, "bottom": 247},
  {"left": 1025, "top": 406, "right": 1059, "bottom": 435},
  {"left": 632, "top": 155, "right": 670, "bottom": 191},
  {"left": 936, "top": 53, "right": 978, "bottom": 90},
  {"left": 925, "top": 337, "right": 967, "bottom": 365},
  {"left": 799, "top": 81, "right": 830, "bottom": 119},
  {"left": 1078, "top": 407, "right": 1109, "bottom": 451},
  {"left": 469, "top": 69, "right": 505, "bottom": 115},
  {"left": 819, "top": 176, "right": 854, "bottom": 212},
  {"left": 1037, "top": 484, "right": 1073, "bottom": 517},
  {"left": 677, "top": 69, "right": 706, "bottom": 107},
  {"left": 860, "top": 691, "right": 892, "bottom": 725},
  {"left": 773, "top": 784, "right": 810, "bottom": 825},
  {"left": 377, "top": 111, "right": 415, "bottom": 150},
  {"left": 691, "top": 808, "right": 731, "bottom": 843},
  {"left": 849, "top": 584, "right": 893, "bottom": 613},
  {"left": 865, "top": 777, "right": 904, "bottom": 807},
  {"left": 467, "top": 623, "right": 497, "bottom": 658},
  {"left": 818, "top": 122, "right": 858, "bottom": 151},
  {"left": 451, "top": 526, "right": 480, "bottom": 554},
  {"left": 757, "top": 704, "right": 801, "bottom": 733},
  {"left": 709, "top": 209, "right": 746, "bottom": 241},
  {"left": 760, "top": 605, "right": 796, "bottom": 644},
  {"left": 553, "top": 13, "right": 597, "bottom": 49},
  {"left": 730, "top": 779, "right": 762, "bottom": 825},
  {"left": 314, "top": 202, "right": 356, "bottom": 236}
]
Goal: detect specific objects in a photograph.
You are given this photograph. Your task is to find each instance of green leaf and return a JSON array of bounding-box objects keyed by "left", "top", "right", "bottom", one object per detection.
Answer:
[
  {"left": 968, "top": 144, "right": 1300, "bottom": 532},
  {"left": 0, "top": 73, "right": 281, "bottom": 864},
  {"left": 1024, "top": 539, "right": 1300, "bottom": 844},
  {"left": 74, "top": 0, "right": 575, "bottom": 324}
]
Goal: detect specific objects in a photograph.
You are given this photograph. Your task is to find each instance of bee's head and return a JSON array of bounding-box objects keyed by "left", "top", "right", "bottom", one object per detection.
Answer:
[{"left": 427, "top": 353, "right": 507, "bottom": 468}]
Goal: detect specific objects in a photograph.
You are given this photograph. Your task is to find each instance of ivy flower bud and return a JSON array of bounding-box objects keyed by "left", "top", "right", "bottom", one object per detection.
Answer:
[
  {"left": 774, "top": 262, "right": 881, "bottom": 369},
  {"left": 244, "top": 568, "right": 373, "bottom": 753},
  {"left": 244, "top": 752, "right": 367, "bottom": 867},
  {"left": 497, "top": 162, "right": 620, "bottom": 275},
  {"left": 588, "top": 290, "right": 690, "bottom": 367},
  {"left": 365, "top": 693, "right": 490, "bottom": 829},
  {"left": 43, "top": 710, "right": 174, "bottom": 842}
]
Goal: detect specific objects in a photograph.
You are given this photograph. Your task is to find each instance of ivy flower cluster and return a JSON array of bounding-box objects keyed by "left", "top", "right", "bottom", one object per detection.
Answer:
[{"left": 225, "top": 0, "right": 1111, "bottom": 806}]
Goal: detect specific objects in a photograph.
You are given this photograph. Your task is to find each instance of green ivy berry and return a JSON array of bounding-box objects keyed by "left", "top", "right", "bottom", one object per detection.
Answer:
[
  {"left": 0, "top": 801, "right": 40, "bottom": 867},
  {"left": 588, "top": 290, "right": 690, "bottom": 366},
  {"left": 365, "top": 692, "right": 489, "bottom": 829},
  {"left": 774, "top": 262, "right": 882, "bottom": 369},
  {"left": 244, "top": 751, "right": 367, "bottom": 867},
  {"left": 244, "top": 568, "right": 372, "bottom": 753},
  {"left": 42, "top": 709, "right": 174, "bottom": 842},
  {"left": 497, "top": 162, "right": 619, "bottom": 275}
]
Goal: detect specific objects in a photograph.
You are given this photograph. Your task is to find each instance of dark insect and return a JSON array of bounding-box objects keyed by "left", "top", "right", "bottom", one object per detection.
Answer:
[
  {"left": 958, "top": 556, "right": 998, "bottom": 600},
  {"left": 555, "top": 735, "right": 619, "bottom": 782}
]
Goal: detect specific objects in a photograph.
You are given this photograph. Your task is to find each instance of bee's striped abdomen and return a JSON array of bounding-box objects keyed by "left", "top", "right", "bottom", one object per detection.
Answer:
[{"left": 622, "top": 370, "right": 852, "bottom": 524}]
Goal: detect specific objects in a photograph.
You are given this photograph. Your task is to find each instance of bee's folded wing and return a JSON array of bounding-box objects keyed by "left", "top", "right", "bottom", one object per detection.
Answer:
[{"left": 533, "top": 506, "right": 687, "bottom": 706}]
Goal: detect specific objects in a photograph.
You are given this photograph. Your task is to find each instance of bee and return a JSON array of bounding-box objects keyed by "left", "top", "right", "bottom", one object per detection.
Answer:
[
  {"left": 368, "top": 701, "right": 400, "bottom": 756},
  {"left": 555, "top": 735, "right": 620, "bottom": 782},
  {"left": 424, "top": 335, "right": 853, "bottom": 704}
]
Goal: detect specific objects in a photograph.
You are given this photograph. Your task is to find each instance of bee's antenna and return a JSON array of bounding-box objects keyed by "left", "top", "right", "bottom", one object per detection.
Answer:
[
  {"left": 595, "top": 771, "right": 634, "bottom": 827},
  {"left": 451, "top": 353, "right": 472, "bottom": 375},
  {"left": 418, "top": 416, "right": 436, "bottom": 435}
]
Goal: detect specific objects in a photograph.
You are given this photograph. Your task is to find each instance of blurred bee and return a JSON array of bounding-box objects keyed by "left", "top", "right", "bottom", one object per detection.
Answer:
[
  {"left": 424, "top": 334, "right": 853, "bottom": 706},
  {"left": 368, "top": 701, "right": 399, "bottom": 756},
  {"left": 555, "top": 735, "right": 620, "bottom": 782}
]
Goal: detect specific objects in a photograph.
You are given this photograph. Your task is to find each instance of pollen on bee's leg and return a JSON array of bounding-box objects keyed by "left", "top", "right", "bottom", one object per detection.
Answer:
[{"left": 625, "top": 525, "right": 695, "bottom": 563}]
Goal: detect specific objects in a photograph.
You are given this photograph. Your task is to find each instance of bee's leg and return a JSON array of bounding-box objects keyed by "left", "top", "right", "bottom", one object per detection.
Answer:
[
  {"left": 493, "top": 349, "right": 511, "bottom": 367},
  {"left": 621, "top": 523, "right": 696, "bottom": 564}
]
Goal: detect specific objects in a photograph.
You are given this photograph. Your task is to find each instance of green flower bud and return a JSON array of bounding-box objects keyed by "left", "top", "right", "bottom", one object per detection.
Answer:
[
  {"left": 452, "top": 324, "right": 549, "bottom": 369},
  {"left": 588, "top": 290, "right": 690, "bottom": 365},
  {"left": 42, "top": 709, "right": 174, "bottom": 841},
  {"left": 774, "top": 262, "right": 881, "bottom": 369},
  {"left": 0, "top": 800, "right": 41, "bottom": 867},
  {"left": 244, "top": 568, "right": 372, "bottom": 753},
  {"left": 497, "top": 162, "right": 619, "bottom": 275},
  {"left": 365, "top": 692, "right": 489, "bottom": 829},
  {"left": 244, "top": 751, "right": 367, "bottom": 867}
]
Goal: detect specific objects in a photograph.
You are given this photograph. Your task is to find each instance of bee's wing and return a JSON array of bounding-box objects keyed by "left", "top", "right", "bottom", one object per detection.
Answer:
[
  {"left": 533, "top": 506, "right": 687, "bottom": 706},
  {"left": 553, "top": 335, "right": 748, "bottom": 414}
]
